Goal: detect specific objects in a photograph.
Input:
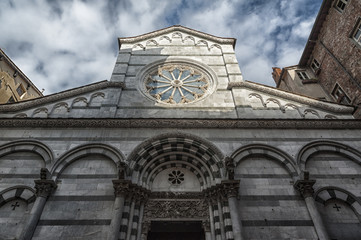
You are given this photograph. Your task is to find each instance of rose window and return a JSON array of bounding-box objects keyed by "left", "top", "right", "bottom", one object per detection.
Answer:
[
  {"left": 145, "top": 65, "right": 209, "bottom": 104},
  {"left": 168, "top": 170, "right": 185, "bottom": 185}
]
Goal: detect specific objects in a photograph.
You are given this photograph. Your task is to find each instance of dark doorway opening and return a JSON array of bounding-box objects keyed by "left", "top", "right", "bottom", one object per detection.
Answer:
[{"left": 147, "top": 221, "right": 205, "bottom": 240}]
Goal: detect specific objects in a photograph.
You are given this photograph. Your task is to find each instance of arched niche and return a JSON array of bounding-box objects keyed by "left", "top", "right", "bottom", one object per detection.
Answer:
[
  {"left": 0, "top": 186, "right": 35, "bottom": 239},
  {"left": 315, "top": 187, "right": 361, "bottom": 239},
  {"left": 298, "top": 140, "right": 361, "bottom": 172}
]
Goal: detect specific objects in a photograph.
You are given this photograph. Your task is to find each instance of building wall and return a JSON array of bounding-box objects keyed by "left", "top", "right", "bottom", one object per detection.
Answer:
[{"left": 0, "top": 127, "right": 360, "bottom": 239}]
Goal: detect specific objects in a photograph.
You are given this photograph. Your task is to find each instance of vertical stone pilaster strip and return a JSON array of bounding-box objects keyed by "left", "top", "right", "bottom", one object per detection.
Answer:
[
  {"left": 126, "top": 200, "right": 136, "bottom": 240},
  {"left": 213, "top": 202, "right": 222, "bottom": 240},
  {"left": 119, "top": 201, "right": 131, "bottom": 240},
  {"left": 109, "top": 179, "right": 130, "bottom": 240},
  {"left": 208, "top": 201, "right": 216, "bottom": 240},
  {"left": 217, "top": 199, "right": 227, "bottom": 240},
  {"left": 222, "top": 200, "right": 234, "bottom": 240},
  {"left": 294, "top": 178, "right": 330, "bottom": 240},
  {"left": 223, "top": 180, "right": 243, "bottom": 240},
  {"left": 20, "top": 179, "right": 57, "bottom": 240},
  {"left": 136, "top": 202, "right": 145, "bottom": 240},
  {"left": 130, "top": 202, "right": 140, "bottom": 240}
]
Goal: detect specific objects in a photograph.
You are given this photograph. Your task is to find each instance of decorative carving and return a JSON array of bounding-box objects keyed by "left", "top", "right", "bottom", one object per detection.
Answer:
[
  {"left": 266, "top": 98, "right": 285, "bottom": 113},
  {"left": 202, "top": 219, "right": 211, "bottom": 232},
  {"left": 0, "top": 81, "right": 124, "bottom": 112},
  {"left": 224, "top": 157, "right": 235, "bottom": 180},
  {"left": 228, "top": 81, "right": 354, "bottom": 114},
  {"left": 284, "top": 103, "right": 305, "bottom": 118},
  {"left": 222, "top": 180, "right": 240, "bottom": 198},
  {"left": 34, "top": 179, "right": 57, "bottom": 198},
  {"left": 294, "top": 171, "right": 316, "bottom": 198},
  {"left": 144, "top": 64, "right": 210, "bottom": 104},
  {"left": 168, "top": 169, "right": 185, "bottom": 185},
  {"left": 1, "top": 118, "right": 361, "bottom": 129},
  {"left": 112, "top": 179, "right": 150, "bottom": 201},
  {"left": 144, "top": 199, "right": 208, "bottom": 219},
  {"left": 118, "top": 26, "right": 235, "bottom": 46},
  {"left": 117, "top": 162, "right": 127, "bottom": 180},
  {"left": 249, "top": 93, "right": 266, "bottom": 107},
  {"left": 304, "top": 109, "right": 321, "bottom": 119},
  {"left": 132, "top": 43, "right": 145, "bottom": 50}
]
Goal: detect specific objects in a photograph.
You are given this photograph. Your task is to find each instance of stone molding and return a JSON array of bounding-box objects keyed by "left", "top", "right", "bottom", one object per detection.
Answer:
[
  {"left": 112, "top": 179, "right": 150, "bottom": 201},
  {"left": 203, "top": 180, "right": 240, "bottom": 201},
  {"left": 34, "top": 179, "right": 57, "bottom": 198},
  {"left": 118, "top": 25, "right": 235, "bottom": 47},
  {"left": 294, "top": 179, "right": 316, "bottom": 198},
  {"left": 1, "top": 118, "right": 361, "bottom": 129},
  {"left": 228, "top": 81, "right": 354, "bottom": 113},
  {"left": 0, "top": 81, "right": 125, "bottom": 112}
]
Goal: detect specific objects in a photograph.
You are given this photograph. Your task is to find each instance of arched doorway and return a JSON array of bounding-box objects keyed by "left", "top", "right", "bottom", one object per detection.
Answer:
[{"left": 125, "top": 133, "right": 230, "bottom": 240}]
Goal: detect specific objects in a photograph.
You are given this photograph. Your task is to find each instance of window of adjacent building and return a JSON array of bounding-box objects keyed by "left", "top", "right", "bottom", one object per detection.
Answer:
[
  {"left": 335, "top": 0, "right": 348, "bottom": 12},
  {"left": 296, "top": 71, "right": 309, "bottom": 80},
  {"left": 332, "top": 83, "right": 351, "bottom": 104},
  {"left": 311, "top": 58, "right": 320, "bottom": 73},
  {"left": 16, "top": 84, "right": 25, "bottom": 97},
  {"left": 7, "top": 96, "right": 15, "bottom": 103},
  {"left": 352, "top": 20, "right": 361, "bottom": 45}
]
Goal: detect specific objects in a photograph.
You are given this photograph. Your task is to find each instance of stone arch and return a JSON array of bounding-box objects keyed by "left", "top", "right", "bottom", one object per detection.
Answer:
[
  {"left": 231, "top": 144, "right": 299, "bottom": 178},
  {"left": 314, "top": 186, "right": 361, "bottom": 217},
  {"left": 0, "top": 139, "right": 54, "bottom": 167},
  {"left": 297, "top": 140, "right": 361, "bottom": 171},
  {"left": 127, "top": 132, "right": 225, "bottom": 188},
  {"left": 51, "top": 143, "right": 125, "bottom": 180},
  {"left": 0, "top": 185, "right": 36, "bottom": 207},
  {"left": 314, "top": 186, "right": 361, "bottom": 238}
]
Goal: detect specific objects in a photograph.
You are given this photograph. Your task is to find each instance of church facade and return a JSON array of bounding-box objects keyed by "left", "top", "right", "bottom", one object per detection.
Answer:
[{"left": 0, "top": 25, "right": 361, "bottom": 240}]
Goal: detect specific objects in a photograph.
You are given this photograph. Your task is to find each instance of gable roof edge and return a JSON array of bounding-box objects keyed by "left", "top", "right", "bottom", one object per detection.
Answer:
[{"left": 118, "top": 25, "right": 236, "bottom": 49}]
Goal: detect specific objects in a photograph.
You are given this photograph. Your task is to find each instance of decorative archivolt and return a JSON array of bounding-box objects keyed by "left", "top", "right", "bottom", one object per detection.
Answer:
[
  {"left": 51, "top": 143, "right": 125, "bottom": 180},
  {"left": 230, "top": 143, "right": 299, "bottom": 179},
  {"left": 248, "top": 92, "right": 335, "bottom": 119},
  {"left": 14, "top": 113, "right": 28, "bottom": 118},
  {"left": 71, "top": 97, "right": 88, "bottom": 107},
  {"left": 132, "top": 33, "right": 223, "bottom": 51},
  {"left": 297, "top": 140, "right": 361, "bottom": 171},
  {"left": 314, "top": 186, "right": 361, "bottom": 216},
  {"left": 32, "top": 107, "right": 48, "bottom": 118},
  {"left": 127, "top": 132, "right": 225, "bottom": 186},
  {"left": 0, "top": 139, "right": 54, "bottom": 166},
  {"left": 49, "top": 102, "right": 69, "bottom": 115},
  {"left": 89, "top": 92, "right": 105, "bottom": 103},
  {"left": 132, "top": 43, "right": 146, "bottom": 50}
]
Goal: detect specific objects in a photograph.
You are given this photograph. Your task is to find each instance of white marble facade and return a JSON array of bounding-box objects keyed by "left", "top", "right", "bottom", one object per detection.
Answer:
[{"left": 0, "top": 26, "right": 360, "bottom": 240}]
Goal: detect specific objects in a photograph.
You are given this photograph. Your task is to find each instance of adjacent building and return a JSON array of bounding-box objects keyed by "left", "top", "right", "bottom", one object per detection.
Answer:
[
  {"left": 0, "top": 49, "right": 43, "bottom": 103},
  {"left": 273, "top": 0, "right": 361, "bottom": 118}
]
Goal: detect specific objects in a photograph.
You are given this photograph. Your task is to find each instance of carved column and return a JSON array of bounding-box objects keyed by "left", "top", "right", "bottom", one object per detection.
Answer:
[
  {"left": 222, "top": 180, "right": 243, "bottom": 240},
  {"left": 294, "top": 174, "right": 329, "bottom": 240},
  {"left": 204, "top": 191, "right": 216, "bottom": 240},
  {"left": 203, "top": 219, "right": 212, "bottom": 240},
  {"left": 20, "top": 178, "right": 57, "bottom": 240},
  {"left": 109, "top": 179, "right": 131, "bottom": 240},
  {"left": 140, "top": 221, "right": 151, "bottom": 240}
]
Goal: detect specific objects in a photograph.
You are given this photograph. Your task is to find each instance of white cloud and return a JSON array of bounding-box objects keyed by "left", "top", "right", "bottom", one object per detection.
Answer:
[{"left": 0, "top": 0, "right": 322, "bottom": 94}]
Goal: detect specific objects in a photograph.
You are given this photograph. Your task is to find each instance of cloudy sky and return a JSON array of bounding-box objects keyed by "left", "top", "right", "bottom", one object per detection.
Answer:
[{"left": 0, "top": 0, "right": 322, "bottom": 94}]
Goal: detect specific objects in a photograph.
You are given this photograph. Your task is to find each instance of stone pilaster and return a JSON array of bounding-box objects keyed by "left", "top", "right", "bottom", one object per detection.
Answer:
[
  {"left": 222, "top": 180, "right": 243, "bottom": 240},
  {"left": 20, "top": 177, "right": 57, "bottom": 240},
  {"left": 294, "top": 173, "right": 330, "bottom": 240},
  {"left": 109, "top": 179, "right": 131, "bottom": 240}
]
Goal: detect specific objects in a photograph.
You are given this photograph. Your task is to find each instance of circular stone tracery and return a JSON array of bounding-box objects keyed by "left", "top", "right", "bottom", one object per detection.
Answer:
[
  {"left": 168, "top": 170, "right": 185, "bottom": 185},
  {"left": 145, "top": 64, "right": 210, "bottom": 104}
]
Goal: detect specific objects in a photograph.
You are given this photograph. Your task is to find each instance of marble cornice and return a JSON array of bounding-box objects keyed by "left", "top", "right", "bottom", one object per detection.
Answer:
[
  {"left": 0, "top": 81, "right": 125, "bottom": 112},
  {"left": 228, "top": 81, "right": 355, "bottom": 114},
  {"left": 0, "top": 118, "right": 361, "bottom": 129},
  {"left": 118, "top": 25, "right": 236, "bottom": 47}
]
